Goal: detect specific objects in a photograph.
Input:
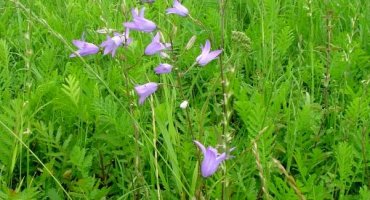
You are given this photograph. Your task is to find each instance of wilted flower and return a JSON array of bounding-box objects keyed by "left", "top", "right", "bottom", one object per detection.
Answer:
[
  {"left": 154, "top": 63, "right": 173, "bottom": 74},
  {"left": 96, "top": 28, "right": 116, "bottom": 34},
  {"left": 180, "top": 100, "right": 188, "bottom": 109},
  {"left": 166, "top": 0, "right": 189, "bottom": 17},
  {"left": 70, "top": 40, "right": 99, "bottom": 57},
  {"left": 196, "top": 40, "right": 222, "bottom": 66},
  {"left": 185, "top": 36, "right": 196, "bottom": 50},
  {"left": 194, "top": 140, "right": 233, "bottom": 178},
  {"left": 100, "top": 30, "right": 132, "bottom": 57},
  {"left": 124, "top": 8, "right": 156, "bottom": 32},
  {"left": 135, "top": 82, "right": 158, "bottom": 104},
  {"left": 145, "top": 32, "right": 171, "bottom": 55}
]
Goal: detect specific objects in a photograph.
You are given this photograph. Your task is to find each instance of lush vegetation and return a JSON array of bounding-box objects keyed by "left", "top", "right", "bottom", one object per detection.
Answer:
[{"left": 0, "top": 0, "right": 369, "bottom": 199}]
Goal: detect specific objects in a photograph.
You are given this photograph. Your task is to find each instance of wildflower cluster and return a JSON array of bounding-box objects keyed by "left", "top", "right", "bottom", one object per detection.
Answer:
[{"left": 70, "top": 0, "right": 231, "bottom": 178}]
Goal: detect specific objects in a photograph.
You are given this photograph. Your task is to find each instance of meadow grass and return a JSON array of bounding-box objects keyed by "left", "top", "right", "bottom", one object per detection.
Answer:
[{"left": 0, "top": 0, "right": 369, "bottom": 199}]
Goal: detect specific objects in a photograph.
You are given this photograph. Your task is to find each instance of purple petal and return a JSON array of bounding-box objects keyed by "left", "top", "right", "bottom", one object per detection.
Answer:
[
  {"left": 124, "top": 22, "right": 140, "bottom": 30},
  {"left": 194, "top": 140, "right": 206, "bottom": 155},
  {"left": 133, "top": 18, "right": 157, "bottom": 32},
  {"left": 153, "top": 32, "right": 161, "bottom": 43},
  {"left": 72, "top": 40, "right": 86, "bottom": 49},
  {"left": 70, "top": 41, "right": 99, "bottom": 57},
  {"left": 154, "top": 63, "right": 173, "bottom": 74},
  {"left": 145, "top": 42, "right": 164, "bottom": 55},
  {"left": 196, "top": 40, "right": 222, "bottom": 66},
  {"left": 166, "top": 8, "right": 180, "bottom": 15},
  {"left": 201, "top": 148, "right": 219, "bottom": 177},
  {"left": 216, "top": 152, "right": 227, "bottom": 163},
  {"left": 131, "top": 8, "right": 139, "bottom": 18},
  {"left": 134, "top": 82, "right": 158, "bottom": 104},
  {"left": 173, "top": 0, "right": 189, "bottom": 16},
  {"left": 139, "top": 7, "right": 145, "bottom": 18},
  {"left": 208, "top": 49, "right": 222, "bottom": 59},
  {"left": 203, "top": 40, "right": 211, "bottom": 53}
]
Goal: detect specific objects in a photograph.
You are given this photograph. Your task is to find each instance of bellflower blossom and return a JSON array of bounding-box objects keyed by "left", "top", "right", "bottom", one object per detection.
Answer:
[
  {"left": 145, "top": 32, "right": 171, "bottom": 55},
  {"left": 134, "top": 82, "right": 158, "bottom": 104},
  {"left": 100, "top": 29, "right": 132, "bottom": 57},
  {"left": 154, "top": 63, "right": 173, "bottom": 74},
  {"left": 70, "top": 40, "right": 99, "bottom": 57},
  {"left": 124, "top": 8, "right": 156, "bottom": 32},
  {"left": 196, "top": 40, "right": 222, "bottom": 66},
  {"left": 166, "top": 0, "right": 189, "bottom": 17},
  {"left": 194, "top": 140, "right": 233, "bottom": 178}
]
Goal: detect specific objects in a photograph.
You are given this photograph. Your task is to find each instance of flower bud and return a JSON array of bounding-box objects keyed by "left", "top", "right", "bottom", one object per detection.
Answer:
[{"left": 180, "top": 100, "right": 188, "bottom": 109}]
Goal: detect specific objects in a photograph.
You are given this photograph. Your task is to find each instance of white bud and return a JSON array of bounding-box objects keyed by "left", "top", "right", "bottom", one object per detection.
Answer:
[{"left": 180, "top": 100, "right": 189, "bottom": 109}]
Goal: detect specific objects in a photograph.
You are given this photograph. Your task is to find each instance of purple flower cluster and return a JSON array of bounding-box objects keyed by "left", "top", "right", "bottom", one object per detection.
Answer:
[{"left": 70, "top": 0, "right": 229, "bottom": 178}]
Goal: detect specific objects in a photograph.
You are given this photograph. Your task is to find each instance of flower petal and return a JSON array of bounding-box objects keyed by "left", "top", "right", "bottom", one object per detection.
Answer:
[
  {"left": 194, "top": 140, "right": 206, "bottom": 155},
  {"left": 72, "top": 40, "right": 86, "bottom": 49}
]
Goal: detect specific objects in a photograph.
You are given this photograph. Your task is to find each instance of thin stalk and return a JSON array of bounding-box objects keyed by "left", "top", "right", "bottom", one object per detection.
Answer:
[
  {"left": 361, "top": 126, "right": 369, "bottom": 187},
  {"left": 252, "top": 140, "right": 271, "bottom": 200},
  {"left": 323, "top": 9, "right": 332, "bottom": 116},
  {"left": 273, "top": 158, "right": 306, "bottom": 200},
  {"left": 150, "top": 97, "right": 161, "bottom": 200},
  {"left": 176, "top": 69, "right": 203, "bottom": 199},
  {"left": 173, "top": 62, "right": 197, "bottom": 140},
  {"left": 361, "top": 83, "right": 369, "bottom": 187},
  {"left": 122, "top": 65, "right": 142, "bottom": 199},
  {"left": 308, "top": 0, "right": 315, "bottom": 98},
  {"left": 169, "top": 33, "right": 201, "bottom": 197},
  {"left": 98, "top": 150, "right": 107, "bottom": 184},
  {"left": 219, "top": 0, "right": 229, "bottom": 199}
]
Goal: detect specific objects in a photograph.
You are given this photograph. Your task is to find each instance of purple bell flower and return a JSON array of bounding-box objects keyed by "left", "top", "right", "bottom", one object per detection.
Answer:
[
  {"left": 194, "top": 140, "right": 233, "bottom": 178},
  {"left": 70, "top": 40, "right": 99, "bottom": 57},
  {"left": 100, "top": 29, "right": 132, "bottom": 57},
  {"left": 196, "top": 40, "right": 222, "bottom": 66},
  {"left": 145, "top": 32, "right": 171, "bottom": 55},
  {"left": 166, "top": 0, "right": 189, "bottom": 17},
  {"left": 154, "top": 63, "right": 173, "bottom": 74},
  {"left": 124, "top": 8, "right": 156, "bottom": 32},
  {"left": 134, "top": 82, "right": 158, "bottom": 104}
]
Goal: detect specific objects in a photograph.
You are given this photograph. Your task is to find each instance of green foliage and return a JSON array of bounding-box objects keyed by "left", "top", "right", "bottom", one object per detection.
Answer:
[
  {"left": 336, "top": 142, "right": 355, "bottom": 198},
  {"left": 61, "top": 75, "right": 81, "bottom": 107},
  {"left": 0, "top": 0, "right": 369, "bottom": 199}
]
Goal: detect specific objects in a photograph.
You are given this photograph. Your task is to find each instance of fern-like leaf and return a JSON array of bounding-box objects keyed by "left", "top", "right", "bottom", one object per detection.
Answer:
[{"left": 61, "top": 75, "right": 80, "bottom": 106}]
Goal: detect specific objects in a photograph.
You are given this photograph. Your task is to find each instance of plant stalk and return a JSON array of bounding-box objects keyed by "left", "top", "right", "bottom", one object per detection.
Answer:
[
  {"left": 219, "top": 0, "right": 229, "bottom": 199},
  {"left": 150, "top": 97, "right": 161, "bottom": 200}
]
